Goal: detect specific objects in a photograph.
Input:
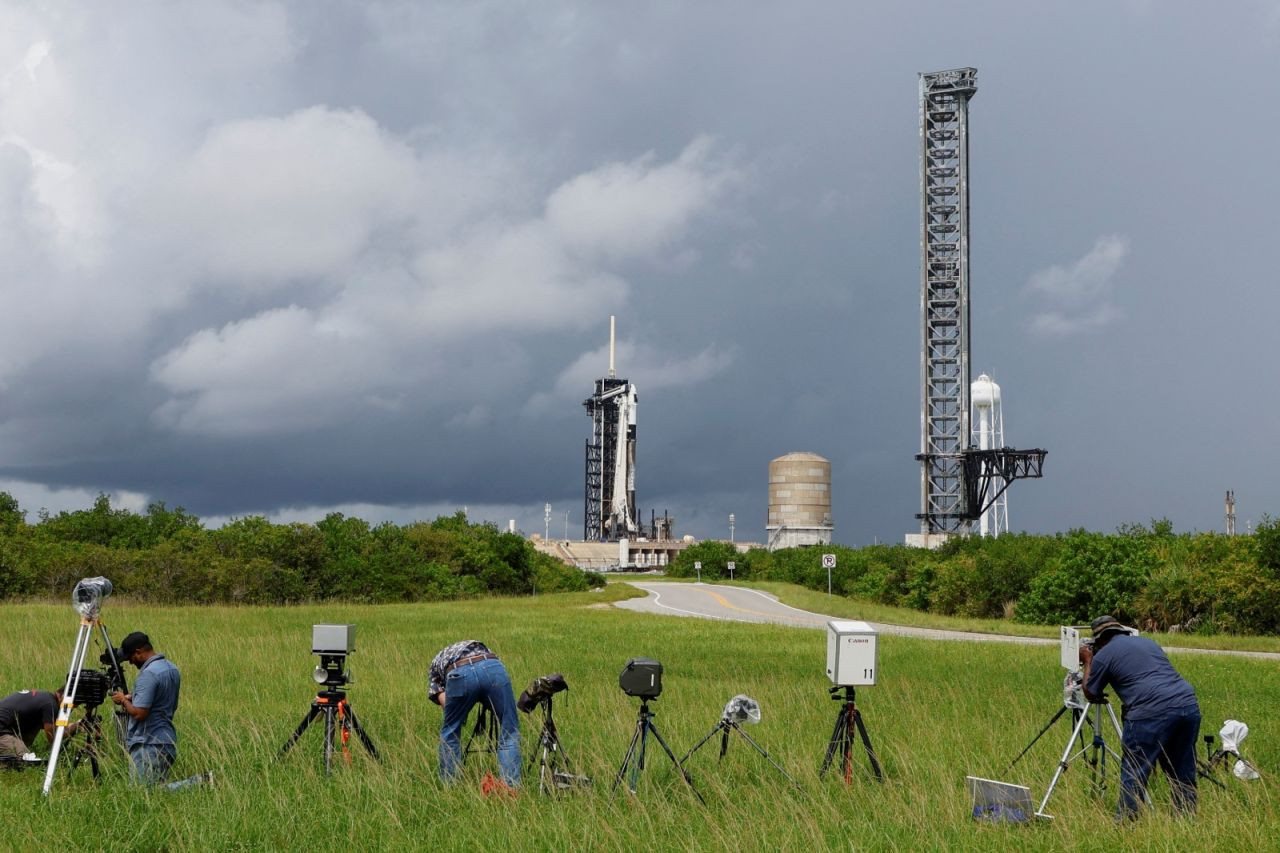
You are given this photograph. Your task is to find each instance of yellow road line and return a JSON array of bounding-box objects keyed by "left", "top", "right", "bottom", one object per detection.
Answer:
[{"left": 704, "top": 589, "right": 789, "bottom": 620}]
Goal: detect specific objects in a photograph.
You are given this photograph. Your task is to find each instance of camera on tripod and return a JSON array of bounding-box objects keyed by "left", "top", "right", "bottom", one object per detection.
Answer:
[
  {"left": 312, "top": 624, "right": 355, "bottom": 689},
  {"left": 69, "top": 670, "right": 111, "bottom": 708},
  {"left": 826, "top": 620, "right": 877, "bottom": 686},
  {"left": 619, "top": 658, "right": 663, "bottom": 699},
  {"left": 72, "top": 577, "right": 113, "bottom": 620},
  {"left": 1059, "top": 626, "right": 1090, "bottom": 672},
  {"left": 518, "top": 673, "right": 569, "bottom": 713}
]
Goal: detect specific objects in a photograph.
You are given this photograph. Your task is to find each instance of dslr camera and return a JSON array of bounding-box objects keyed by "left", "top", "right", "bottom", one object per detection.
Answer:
[
  {"left": 619, "top": 658, "right": 663, "bottom": 699},
  {"left": 517, "top": 673, "right": 569, "bottom": 713}
]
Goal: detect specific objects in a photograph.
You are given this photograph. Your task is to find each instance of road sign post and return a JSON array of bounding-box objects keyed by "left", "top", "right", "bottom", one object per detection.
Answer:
[
  {"left": 727, "top": 561, "right": 736, "bottom": 580},
  {"left": 822, "top": 553, "right": 836, "bottom": 595},
  {"left": 694, "top": 561, "right": 702, "bottom": 583}
]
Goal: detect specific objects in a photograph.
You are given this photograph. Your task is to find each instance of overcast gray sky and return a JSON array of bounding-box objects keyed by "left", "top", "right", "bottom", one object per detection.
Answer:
[{"left": 1, "top": 2, "right": 1277, "bottom": 543}]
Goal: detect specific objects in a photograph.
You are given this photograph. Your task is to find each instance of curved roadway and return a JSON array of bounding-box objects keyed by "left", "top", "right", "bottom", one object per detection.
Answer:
[{"left": 615, "top": 582, "right": 1280, "bottom": 661}]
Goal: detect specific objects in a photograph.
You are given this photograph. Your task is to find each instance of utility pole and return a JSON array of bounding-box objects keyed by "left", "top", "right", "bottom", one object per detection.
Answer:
[{"left": 1226, "top": 490, "right": 1236, "bottom": 536}]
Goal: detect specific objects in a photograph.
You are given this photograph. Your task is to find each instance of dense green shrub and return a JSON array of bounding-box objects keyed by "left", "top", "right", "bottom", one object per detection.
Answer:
[
  {"left": 0, "top": 494, "right": 599, "bottom": 606},
  {"left": 750, "top": 519, "right": 1280, "bottom": 636}
]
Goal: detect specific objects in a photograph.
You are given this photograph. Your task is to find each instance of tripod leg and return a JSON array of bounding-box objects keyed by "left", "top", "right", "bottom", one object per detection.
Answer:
[
  {"left": 646, "top": 720, "right": 705, "bottom": 805},
  {"left": 820, "top": 708, "right": 846, "bottom": 777},
  {"left": 634, "top": 719, "right": 649, "bottom": 791},
  {"left": 1035, "top": 701, "right": 1094, "bottom": 818},
  {"left": 612, "top": 719, "right": 644, "bottom": 793},
  {"left": 852, "top": 709, "right": 883, "bottom": 782},
  {"left": 343, "top": 705, "right": 381, "bottom": 761},
  {"left": 842, "top": 705, "right": 854, "bottom": 784},
  {"left": 1009, "top": 705, "right": 1069, "bottom": 769},
  {"left": 678, "top": 722, "right": 725, "bottom": 766},
  {"left": 731, "top": 723, "right": 799, "bottom": 787},
  {"left": 323, "top": 706, "right": 335, "bottom": 775},
  {"left": 43, "top": 620, "right": 95, "bottom": 796},
  {"left": 279, "top": 705, "right": 321, "bottom": 757}
]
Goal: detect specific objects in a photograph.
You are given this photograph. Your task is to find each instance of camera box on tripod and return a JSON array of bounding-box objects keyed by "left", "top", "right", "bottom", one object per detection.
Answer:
[
  {"left": 826, "top": 620, "right": 877, "bottom": 686},
  {"left": 1060, "top": 626, "right": 1084, "bottom": 672},
  {"left": 312, "top": 624, "right": 355, "bottom": 655}
]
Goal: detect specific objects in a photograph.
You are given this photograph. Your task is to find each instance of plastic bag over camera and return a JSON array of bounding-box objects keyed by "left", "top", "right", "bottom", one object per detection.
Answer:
[
  {"left": 722, "top": 694, "right": 761, "bottom": 724},
  {"left": 1220, "top": 720, "right": 1261, "bottom": 780},
  {"left": 71, "top": 576, "right": 113, "bottom": 618},
  {"left": 1062, "top": 671, "right": 1086, "bottom": 711}
]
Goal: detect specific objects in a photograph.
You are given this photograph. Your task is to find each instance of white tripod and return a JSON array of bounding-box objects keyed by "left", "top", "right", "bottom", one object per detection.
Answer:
[
  {"left": 42, "top": 578, "right": 127, "bottom": 797},
  {"left": 1035, "top": 697, "right": 1125, "bottom": 819}
]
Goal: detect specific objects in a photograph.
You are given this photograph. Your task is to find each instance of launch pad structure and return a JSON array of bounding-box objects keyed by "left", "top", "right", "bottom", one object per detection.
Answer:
[
  {"left": 914, "top": 68, "right": 1045, "bottom": 545},
  {"left": 584, "top": 317, "right": 640, "bottom": 542}
]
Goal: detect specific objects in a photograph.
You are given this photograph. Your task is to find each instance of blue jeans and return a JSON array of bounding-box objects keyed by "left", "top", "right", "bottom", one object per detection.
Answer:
[
  {"left": 439, "top": 657, "right": 521, "bottom": 786},
  {"left": 1118, "top": 707, "right": 1200, "bottom": 818},
  {"left": 129, "top": 743, "right": 175, "bottom": 786}
]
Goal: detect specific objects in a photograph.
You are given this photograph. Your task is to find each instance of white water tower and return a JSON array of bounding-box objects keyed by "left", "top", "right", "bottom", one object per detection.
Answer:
[{"left": 971, "top": 374, "right": 1008, "bottom": 537}]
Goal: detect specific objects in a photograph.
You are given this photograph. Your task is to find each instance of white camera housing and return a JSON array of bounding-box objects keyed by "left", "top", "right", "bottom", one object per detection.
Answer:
[
  {"left": 312, "top": 624, "right": 355, "bottom": 655},
  {"left": 1060, "top": 626, "right": 1085, "bottom": 672},
  {"left": 826, "top": 620, "right": 877, "bottom": 686}
]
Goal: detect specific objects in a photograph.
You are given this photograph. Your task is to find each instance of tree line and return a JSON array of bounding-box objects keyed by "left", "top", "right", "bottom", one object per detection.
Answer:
[
  {"left": 667, "top": 519, "right": 1280, "bottom": 636},
  {"left": 0, "top": 493, "right": 603, "bottom": 605}
]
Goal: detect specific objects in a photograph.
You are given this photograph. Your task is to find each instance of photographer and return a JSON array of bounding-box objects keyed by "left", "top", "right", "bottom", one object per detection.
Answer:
[
  {"left": 1080, "top": 614, "right": 1201, "bottom": 819},
  {"left": 427, "top": 640, "right": 521, "bottom": 789},
  {"left": 0, "top": 688, "right": 78, "bottom": 757},
  {"left": 111, "top": 631, "right": 183, "bottom": 786}
]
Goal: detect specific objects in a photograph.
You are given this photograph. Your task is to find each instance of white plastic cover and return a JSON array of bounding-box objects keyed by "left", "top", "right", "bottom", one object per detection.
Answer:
[
  {"left": 1220, "top": 720, "right": 1261, "bottom": 779},
  {"left": 1219, "top": 719, "right": 1248, "bottom": 753},
  {"left": 1062, "top": 671, "right": 1086, "bottom": 711},
  {"left": 723, "top": 694, "right": 762, "bottom": 725},
  {"left": 71, "top": 576, "right": 113, "bottom": 618}
]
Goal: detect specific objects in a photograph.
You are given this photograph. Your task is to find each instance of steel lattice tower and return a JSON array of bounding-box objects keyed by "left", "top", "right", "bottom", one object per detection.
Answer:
[{"left": 918, "top": 68, "right": 978, "bottom": 535}]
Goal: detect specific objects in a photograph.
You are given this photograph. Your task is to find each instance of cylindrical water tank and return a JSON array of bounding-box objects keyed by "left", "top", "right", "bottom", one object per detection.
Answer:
[
  {"left": 768, "top": 452, "right": 832, "bottom": 531},
  {"left": 971, "top": 373, "right": 1001, "bottom": 409}
]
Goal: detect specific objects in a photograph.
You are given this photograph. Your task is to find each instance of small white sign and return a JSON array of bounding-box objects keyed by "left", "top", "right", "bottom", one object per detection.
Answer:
[
  {"left": 694, "top": 561, "right": 702, "bottom": 570},
  {"left": 822, "top": 553, "right": 837, "bottom": 569},
  {"left": 727, "top": 561, "right": 736, "bottom": 571}
]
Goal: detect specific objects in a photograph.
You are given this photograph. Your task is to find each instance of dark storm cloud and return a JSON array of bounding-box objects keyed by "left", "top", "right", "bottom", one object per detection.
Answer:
[{"left": 1, "top": 2, "right": 1277, "bottom": 541}]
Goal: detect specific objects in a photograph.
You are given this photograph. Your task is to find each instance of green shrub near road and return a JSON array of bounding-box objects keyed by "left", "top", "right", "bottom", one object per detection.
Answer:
[
  {"left": 668, "top": 519, "right": 1280, "bottom": 636},
  {"left": 0, "top": 492, "right": 599, "bottom": 605}
]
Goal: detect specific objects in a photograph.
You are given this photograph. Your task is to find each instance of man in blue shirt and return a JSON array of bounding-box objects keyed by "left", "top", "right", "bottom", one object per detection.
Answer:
[
  {"left": 111, "top": 631, "right": 182, "bottom": 786},
  {"left": 1080, "top": 614, "right": 1201, "bottom": 818}
]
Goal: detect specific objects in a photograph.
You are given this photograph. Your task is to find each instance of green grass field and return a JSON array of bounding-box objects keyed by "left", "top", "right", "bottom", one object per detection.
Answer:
[{"left": 2, "top": 584, "right": 1277, "bottom": 851}]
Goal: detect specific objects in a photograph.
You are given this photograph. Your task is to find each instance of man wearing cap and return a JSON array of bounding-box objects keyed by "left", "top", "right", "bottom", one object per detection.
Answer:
[
  {"left": 111, "top": 631, "right": 181, "bottom": 786},
  {"left": 1079, "top": 614, "right": 1201, "bottom": 818},
  {"left": 427, "top": 640, "right": 521, "bottom": 789},
  {"left": 0, "top": 688, "right": 78, "bottom": 758}
]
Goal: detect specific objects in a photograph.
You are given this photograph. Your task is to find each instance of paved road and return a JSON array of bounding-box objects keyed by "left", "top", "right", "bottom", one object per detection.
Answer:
[{"left": 615, "top": 582, "right": 1280, "bottom": 661}]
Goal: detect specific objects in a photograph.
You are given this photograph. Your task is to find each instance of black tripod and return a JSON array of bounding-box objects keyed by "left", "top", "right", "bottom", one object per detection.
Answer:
[
  {"left": 279, "top": 688, "right": 380, "bottom": 774},
  {"left": 1196, "top": 734, "right": 1257, "bottom": 789},
  {"left": 680, "top": 715, "right": 798, "bottom": 787},
  {"left": 67, "top": 704, "right": 108, "bottom": 780},
  {"left": 612, "top": 698, "right": 704, "bottom": 803},
  {"left": 463, "top": 700, "right": 499, "bottom": 761},
  {"left": 527, "top": 695, "right": 587, "bottom": 793},
  {"left": 820, "top": 686, "right": 883, "bottom": 783}
]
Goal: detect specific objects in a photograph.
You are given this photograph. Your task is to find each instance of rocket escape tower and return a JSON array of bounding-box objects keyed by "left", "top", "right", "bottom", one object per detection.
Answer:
[
  {"left": 916, "top": 68, "right": 1045, "bottom": 539},
  {"left": 584, "top": 317, "right": 639, "bottom": 542}
]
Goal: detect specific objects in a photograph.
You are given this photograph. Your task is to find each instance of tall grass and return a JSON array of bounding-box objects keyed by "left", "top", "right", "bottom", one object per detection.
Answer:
[{"left": 2, "top": 585, "right": 1276, "bottom": 851}]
